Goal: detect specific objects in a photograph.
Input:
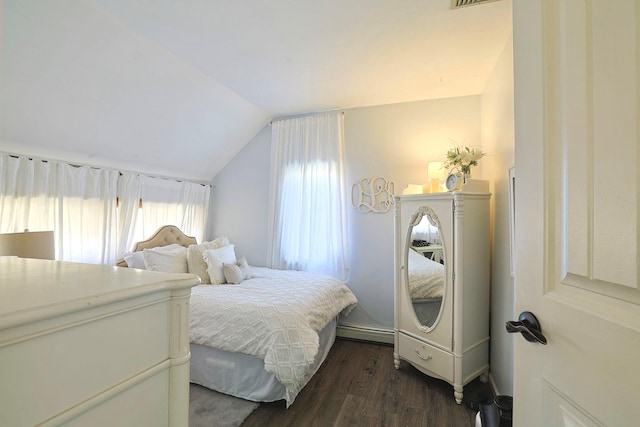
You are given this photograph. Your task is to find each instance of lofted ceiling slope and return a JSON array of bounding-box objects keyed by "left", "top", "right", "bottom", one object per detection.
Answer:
[{"left": 0, "top": 0, "right": 511, "bottom": 182}]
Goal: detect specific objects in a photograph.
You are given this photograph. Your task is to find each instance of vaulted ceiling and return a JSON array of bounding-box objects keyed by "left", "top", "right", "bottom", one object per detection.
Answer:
[{"left": 0, "top": 0, "right": 512, "bottom": 182}]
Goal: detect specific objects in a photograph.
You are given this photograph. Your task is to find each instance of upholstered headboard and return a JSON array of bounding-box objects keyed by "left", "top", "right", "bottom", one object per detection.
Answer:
[{"left": 116, "top": 225, "right": 197, "bottom": 267}]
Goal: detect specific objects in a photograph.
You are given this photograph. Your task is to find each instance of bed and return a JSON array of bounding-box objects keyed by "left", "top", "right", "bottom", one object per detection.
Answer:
[
  {"left": 117, "top": 225, "right": 358, "bottom": 407},
  {"left": 407, "top": 247, "right": 445, "bottom": 326}
]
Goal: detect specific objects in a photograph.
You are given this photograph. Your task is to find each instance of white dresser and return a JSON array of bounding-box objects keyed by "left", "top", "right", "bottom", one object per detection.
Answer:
[
  {"left": 394, "top": 192, "right": 490, "bottom": 404},
  {"left": 0, "top": 257, "right": 199, "bottom": 426}
]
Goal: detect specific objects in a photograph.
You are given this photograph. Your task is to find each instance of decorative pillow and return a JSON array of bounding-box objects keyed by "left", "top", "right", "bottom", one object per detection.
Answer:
[
  {"left": 187, "top": 237, "right": 230, "bottom": 284},
  {"left": 222, "top": 256, "right": 254, "bottom": 284},
  {"left": 237, "top": 256, "right": 254, "bottom": 280},
  {"left": 142, "top": 246, "right": 189, "bottom": 273},
  {"left": 203, "top": 244, "right": 236, "bottom": 285},
  {"left": 124, "top": 243, "right": 183, "bottom": 269},
  {"left": 222, "top": 256, "right": 253, "bottom": 285},
  {"left": 223, "top": 263, "right": 244, "bottom": 284}
]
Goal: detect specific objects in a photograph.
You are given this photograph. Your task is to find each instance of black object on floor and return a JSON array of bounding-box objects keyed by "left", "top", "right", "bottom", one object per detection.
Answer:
[
  {"left": 464, "top": 378, "right": 494, "bottom": 412},
  {"left": 479, "top": 395, "right": 512, "bottom": 427}
]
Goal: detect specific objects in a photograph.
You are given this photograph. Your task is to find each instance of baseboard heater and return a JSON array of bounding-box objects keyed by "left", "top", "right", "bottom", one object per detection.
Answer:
[{"left": 336, "top": 324, "right": 394, "bottom": 345}]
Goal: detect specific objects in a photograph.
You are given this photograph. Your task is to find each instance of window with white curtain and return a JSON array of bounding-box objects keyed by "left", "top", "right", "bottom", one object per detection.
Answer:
[
  {"left": 0, "top": 155, "right": 118, "bottom": 264},
  {"left": 56, "top": 162, "right": 119, "bottom": 264},
  {"left": 268, "top": 112, "right": 350, "bottom": 281},
  {"left": 116, "top": 174, "right": 210, "bottom": 259},
  {"left": 1, "top": 153, "right": 210, "bottom": 265},
  {"left": 0, "top": 155, "right": 56, "bottom": 235},
  {"left": 129, "top": 175, "right": 210, "bottom": 249}
]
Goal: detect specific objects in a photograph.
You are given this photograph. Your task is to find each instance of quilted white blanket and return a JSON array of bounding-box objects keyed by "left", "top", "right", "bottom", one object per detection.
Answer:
[
  {"left": 189, "top": 267, "right": 357, "bottom": 406},
  {"left": 407, "top": 248, "right": 445, "bottom": 299}
]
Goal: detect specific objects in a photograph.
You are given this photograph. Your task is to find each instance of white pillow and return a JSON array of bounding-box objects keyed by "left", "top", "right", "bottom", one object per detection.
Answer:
[
  {"left": 237, "top": 256, "right": 254, "bottom": 280},
  {"left": 203, "top": 245, "right": 236, "bottom": 285},
  {"left": 223, "top": 263, "right": 244, "bottom": 284},
  {"left": 124, "top": 251, "right": 145, "bottom": 269},
  {"left": 187, "top": 237, "right": 230, "bottom": 284},
  {"left": 222, "top": 256, "right": 254, "bottom": 284},
  {"left": 124, "top": 243, "right": 183, "bottom": 269},
  {"left": 143, "top": 246, "right": 189, "bottom": 273}
]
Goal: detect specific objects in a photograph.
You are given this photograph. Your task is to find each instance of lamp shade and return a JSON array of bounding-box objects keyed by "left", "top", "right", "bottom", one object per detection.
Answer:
[
  {"left": 0, "top": 230, "right": 55, "bottom": 260},
  {"left": 428, "top": 162, "right": 445, "bottom": 179}
]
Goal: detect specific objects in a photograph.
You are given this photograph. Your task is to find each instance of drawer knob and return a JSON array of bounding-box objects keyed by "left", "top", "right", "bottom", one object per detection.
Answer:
[{"left": 415, "top": 348, "right": 433, "bottom": 361}]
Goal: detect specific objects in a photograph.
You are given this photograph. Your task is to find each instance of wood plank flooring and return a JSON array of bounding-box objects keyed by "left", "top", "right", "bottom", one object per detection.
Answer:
[{"left": 242, "top": 338, "right": 493, "bottom": 427}]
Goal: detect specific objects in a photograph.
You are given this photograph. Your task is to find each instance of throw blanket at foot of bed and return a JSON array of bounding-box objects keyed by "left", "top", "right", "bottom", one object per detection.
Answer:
[{"left": 189, "top": 267, "right": 357, "bottom": 406}]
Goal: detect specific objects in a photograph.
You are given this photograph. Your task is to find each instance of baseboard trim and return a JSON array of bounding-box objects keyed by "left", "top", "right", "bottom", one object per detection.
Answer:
[
  {"left": 336, "top": 325, "right": 394, "bottom": 345},
  {"left": 488, "top": 373, "right": 500, "bottom": 396}
]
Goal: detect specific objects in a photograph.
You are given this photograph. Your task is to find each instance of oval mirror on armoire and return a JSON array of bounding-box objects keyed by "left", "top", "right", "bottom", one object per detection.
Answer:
[{"left": 405, "top": 205, "right": 446, "bottom": 329}]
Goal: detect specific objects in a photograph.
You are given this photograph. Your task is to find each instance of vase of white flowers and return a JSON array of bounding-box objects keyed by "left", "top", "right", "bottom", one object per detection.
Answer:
[{"left": 444, "top": 145, "right": 485, "bottom": 182}]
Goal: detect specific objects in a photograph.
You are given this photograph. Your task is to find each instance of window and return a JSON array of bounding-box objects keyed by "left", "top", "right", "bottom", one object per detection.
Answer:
[
  {"left": 268, "top": 112, "right": 350, "bottom": 280},
  {"left": 1, "top": 154, "right": 210, "bottom": 264}
]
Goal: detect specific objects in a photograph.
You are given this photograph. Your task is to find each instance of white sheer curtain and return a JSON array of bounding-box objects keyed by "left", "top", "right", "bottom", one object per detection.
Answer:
[
  {"left": 56, "top": 162, "right": 119, "bottom": 264},
  {"left": 1, "top": 154, "right": 210, "bottom": 264},
  {"left": 0, "top": 155, "right": 56, "bottom": 234},
  {"left": 138, "top": 175, "right": 210, "bottom": 244},
  {"left": 116, "top": 172, "right": 141, "bottom": 259},
  {"left": 0, "top": 154, "right": 118, "bottom": 264},
  {"left": 268, "top": 112, "right": 350, "bottom": 281}
]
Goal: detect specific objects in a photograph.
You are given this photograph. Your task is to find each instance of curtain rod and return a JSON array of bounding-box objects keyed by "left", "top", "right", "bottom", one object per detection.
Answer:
[
  {"left": 2, "top": 151, "right": 211, "bottom": 187},
  {"left": 269, "top": 110, "right": 344, "bottom": 125}
]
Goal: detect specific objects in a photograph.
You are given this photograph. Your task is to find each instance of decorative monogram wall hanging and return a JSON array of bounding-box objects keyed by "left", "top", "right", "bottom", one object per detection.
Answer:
[{"left": 351, "top": 177, "right": 395, "bottom": 213}]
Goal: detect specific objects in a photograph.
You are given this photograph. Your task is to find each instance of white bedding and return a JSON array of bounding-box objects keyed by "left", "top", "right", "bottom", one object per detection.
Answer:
[
  {"left": 189, "top": 266, "right": 357, "bottom": 406},
  {"left": 407, "top": 248, "right": 445, "bottom": 299},
  {"left": 190, "top": 317, "right": 337, "bottom": 403}
]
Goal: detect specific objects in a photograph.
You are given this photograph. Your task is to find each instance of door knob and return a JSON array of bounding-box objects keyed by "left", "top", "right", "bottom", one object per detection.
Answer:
[{"left": 505, "top": 311, "right": 547, "bottom": 345}]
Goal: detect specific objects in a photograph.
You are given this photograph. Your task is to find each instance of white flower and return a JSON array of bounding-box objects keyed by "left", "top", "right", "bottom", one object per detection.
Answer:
[
  {"left": 459, "top": 150, "right": 473, "bottom": 165},
  {"left": 443, "top": 144, "right": 485, "bottom": 175}
]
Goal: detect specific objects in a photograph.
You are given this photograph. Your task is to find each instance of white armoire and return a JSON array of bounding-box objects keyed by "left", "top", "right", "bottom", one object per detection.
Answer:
[{"left": 394, "top": 191, "right": 491, "bottom": 404}]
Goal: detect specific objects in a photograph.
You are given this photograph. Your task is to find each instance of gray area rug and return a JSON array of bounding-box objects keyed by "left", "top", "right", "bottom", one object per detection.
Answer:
[{"left": 190, "top": 384, "right": 259, "bottom": 427}]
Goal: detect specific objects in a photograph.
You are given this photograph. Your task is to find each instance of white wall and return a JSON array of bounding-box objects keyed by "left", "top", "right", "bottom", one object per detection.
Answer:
[
  {"left": 343, "top": 98, "right": 481, "bottom": 329},
  {"left": 1, "top": 1, "right": 266, "bottom": 183},
  {"left": 211, "top": 96, "right": 482, "bottom": 332},
  {"left": 481, "top": 36, "right": 515, "bottom": 396},
  {"left": 208, "top": 125, "right": 272, "bottom": 266}
]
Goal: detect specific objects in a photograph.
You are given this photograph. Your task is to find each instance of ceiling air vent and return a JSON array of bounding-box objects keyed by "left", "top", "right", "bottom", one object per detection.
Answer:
[{"left": 451, "top": 0, "right": 501, "bottom": 9}]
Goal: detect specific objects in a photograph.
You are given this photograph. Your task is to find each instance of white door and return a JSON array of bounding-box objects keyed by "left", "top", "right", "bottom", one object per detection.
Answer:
[{"left": 513, "top": 1, "right": 640, "bottom": 426}]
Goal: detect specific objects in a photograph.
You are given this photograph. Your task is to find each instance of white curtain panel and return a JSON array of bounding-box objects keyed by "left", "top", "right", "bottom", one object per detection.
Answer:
[
  {"left": 116, "top": 171, "right": 141, "bottom": 259},
  {"left": 139, "top": 175, "right": 210, "bottom": 244},
  {"left": 268, "top": 112, "right": 350, "bottom": 281},
  {"left": 0, "top": 154, "right": 118, "bottom": 264},
  {"left": 0, "top": 153, "right": 210, "bottom": 264},
  {"left": 0, "top": 155, "right": 56, "bottom": 234},
  {"left": 55, "top": 162, "right": 119, "bottom": 264}
]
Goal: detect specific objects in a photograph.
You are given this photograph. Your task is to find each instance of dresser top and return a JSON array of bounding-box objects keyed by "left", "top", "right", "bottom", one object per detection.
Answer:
[{"left": 0, "top": 257, "right": 199, "bottom": 328}]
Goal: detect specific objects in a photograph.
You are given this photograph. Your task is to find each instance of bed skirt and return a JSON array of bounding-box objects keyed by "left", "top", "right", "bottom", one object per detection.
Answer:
[{"left": 189, "top": 317, "right": 338, "bottom": 403}]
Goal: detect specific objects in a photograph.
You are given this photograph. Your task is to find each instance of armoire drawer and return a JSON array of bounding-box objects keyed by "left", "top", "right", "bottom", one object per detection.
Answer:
[{"left": 398, "top": 333, "right": 454, "bottom": 382}]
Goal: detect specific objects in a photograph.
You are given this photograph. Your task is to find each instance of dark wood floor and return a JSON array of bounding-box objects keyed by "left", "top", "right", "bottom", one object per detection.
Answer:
[{"left": 242, "top": 338, "right": 492, "bottom": 427}]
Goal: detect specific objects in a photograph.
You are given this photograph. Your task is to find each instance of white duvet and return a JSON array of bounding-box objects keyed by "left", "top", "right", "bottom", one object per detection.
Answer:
[
  {"left": 407, "top": 248, "right": 445, "bottom": 299},
  {"left": 189, "top": 266, "right": 357, "bottom": 406}
]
